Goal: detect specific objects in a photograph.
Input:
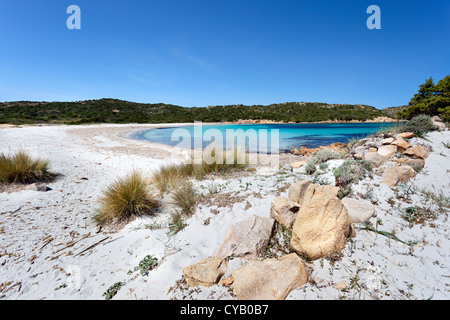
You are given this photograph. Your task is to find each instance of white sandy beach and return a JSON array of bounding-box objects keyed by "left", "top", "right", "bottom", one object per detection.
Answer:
[{"left": 0, "top": 123, "right": 449, "bottom": 300}]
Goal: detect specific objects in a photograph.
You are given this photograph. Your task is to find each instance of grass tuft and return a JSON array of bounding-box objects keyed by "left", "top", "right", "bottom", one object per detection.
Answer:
[
  {"left": 0, "top": 150, "right": 57, "bottom": 184},
  {"left": 94, "top": 170, "right": 158, "bottom": 225},
  {"left": 167, "top": 181, "right": 198, "bottom": 217}
]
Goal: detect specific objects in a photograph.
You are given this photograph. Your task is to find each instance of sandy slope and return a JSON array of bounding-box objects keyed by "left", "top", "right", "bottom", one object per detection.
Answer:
[{"left": 0, "top": 124, "right": 449, "bottom": 300}]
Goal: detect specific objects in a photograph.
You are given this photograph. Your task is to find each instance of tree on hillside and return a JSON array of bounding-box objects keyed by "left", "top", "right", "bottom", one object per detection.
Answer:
[{"left": 398, "top": 75, "right": 450, "bottom": 121}]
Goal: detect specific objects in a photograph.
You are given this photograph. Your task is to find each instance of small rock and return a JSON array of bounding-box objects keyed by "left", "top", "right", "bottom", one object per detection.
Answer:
[
  {"left": 377, "top": 145, "right": 397, "bottom": 158},
  {"left": 397, "top": 132, "right": 414, "bottom": 139},
  {"left": 290, "top": 161, "right": 307, "bottom": 169},
  {"left": 433, "top": 121, "right": 447, "bottom": 131},
  {"left": 391, "top": 138, "right": 412, "bottom": 150},
  {"left": 381, "top": 165, "right": 415, "bottom": 187},
  {"left": 335, "top": 281, "right": 347, "bottom": 290},
  {"left": 382, "top": 137, "right": 395, "bottom": 145},
  {"left": 219, "top": 277, "right": 234, "bottom": 286},
  {"left": 368, "top": 147, "right": 378, "bottom": 153},
  {"left": 183, "top": 257, "right": 227, "bottom": 287},
  {"left": 364, "top": 152, "right": 388, "bottom": 168},
  {"left": 282, "top": 164, "right": 293, "bottom": 172},
  {"left": 216, "top": 215, "right": 275, "bottom": 260},
  {"left": 341, "top": 197, "right": 376, "bottom": 223},
  {"left": 404, "top": 145, "right": 429, "bottom": 159},
  {"left": 232, "top": 253, "right": 308, "bottom": 300},
  {"left": 24, "top": 183, "right": 50, "bottom": 192},
  {"left": 270, "top": 196, "right": 300, "bottom": 229},
  {"left": 431, "top": 115, "right": 442, "bottom": 122},
  {"left": 288, "top": 180, "right": 312, "bottom": 204}
]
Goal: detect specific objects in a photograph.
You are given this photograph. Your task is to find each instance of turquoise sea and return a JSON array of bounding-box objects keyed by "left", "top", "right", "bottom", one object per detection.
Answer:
[{"left": 132, "top": 122, "right": 399, "bottom": 153}]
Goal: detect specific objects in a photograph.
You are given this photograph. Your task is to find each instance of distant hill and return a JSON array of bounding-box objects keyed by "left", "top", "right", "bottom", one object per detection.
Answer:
[
  {"left": 382, "top": 105, "right": 408, "bottom": 119},
  {"left": 0, "top": 98, "right": 395, "bottom": 124}
]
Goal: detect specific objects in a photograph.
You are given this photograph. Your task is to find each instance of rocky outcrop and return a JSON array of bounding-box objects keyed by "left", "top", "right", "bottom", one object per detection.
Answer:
[
  {"left": 290, "top": 184, "right": 351, "bottom": 260},
  {"left": 232, "top": 253, "right": 308, "bottom": 300},
  {"left": 183, "top": 257, "right": 227, "bottom": 287},
  {"left": 215, "top": 215, "right": 275, "bottom": 260}
]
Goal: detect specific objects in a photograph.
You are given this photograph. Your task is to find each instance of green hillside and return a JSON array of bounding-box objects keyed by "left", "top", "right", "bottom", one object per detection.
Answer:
[{"left": 0, "top": 99, "right": 390, "bottom": 125}]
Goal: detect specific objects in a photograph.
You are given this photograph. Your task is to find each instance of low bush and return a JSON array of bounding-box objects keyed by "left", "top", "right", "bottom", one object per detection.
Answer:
[
  {"left": 94, "top": 170, "right": 158, "bottom": 225},
  {"left": 333, "top": 160, "right": 372, "bottom": 199},
  {"left": 312, "top": 149, "right": 342, "bottom": 164},
  {"left": 400, "top": 114, "right": 435, "bottom": 137},
  {"left": 0, "top": 150, "right": 57, "bottom": 184}
]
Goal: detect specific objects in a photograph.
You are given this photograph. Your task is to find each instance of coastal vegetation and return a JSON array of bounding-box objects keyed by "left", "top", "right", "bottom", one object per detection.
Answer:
[
  {"left": 0, "top": 99, "right": 389, "bottom": 125},
  {"left": 397, "top": 75, "right": 450, "bottom": 122}
]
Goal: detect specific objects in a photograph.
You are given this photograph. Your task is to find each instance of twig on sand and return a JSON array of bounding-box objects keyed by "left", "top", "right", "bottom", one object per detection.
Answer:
[
  {"left": 52, "top": 232, "right": 91, "bottom": 255},
  {"left": 75, "top": 236, "right": 110, "bottom": 256}
]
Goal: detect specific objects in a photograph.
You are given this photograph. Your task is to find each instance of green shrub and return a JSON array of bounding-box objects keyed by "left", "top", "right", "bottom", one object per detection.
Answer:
[
  {"left": 401, "top": 114, "right": 435, "bottom": 137},
  {"left": 333, "top": 160, "right": 372, "bottom": 199},
  {"left": 0, "top": 150, "right": 57, "bottom": 184},
  {"left": 312, "top": 149, "right": 341, "bottom": 164},
  {"left": 304, "top": 161, "right": 316, "bottom": 175},
  {"left": 94, "top": 171, "right": 158, "bottom": 225}
]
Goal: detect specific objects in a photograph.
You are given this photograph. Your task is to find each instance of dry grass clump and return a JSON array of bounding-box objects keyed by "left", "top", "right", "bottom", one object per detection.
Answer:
[
  {"left": 152, "top": 147, "right": 249, "bottom": 194},
  {"left": 0, "top": 150, "right": 57, "bottom": 184},
  {"left": 94, "top": 170, "right": 158, "bottom": 225},
  {"left": 167, "top": 181, "right": 197, "bottom": 217}
]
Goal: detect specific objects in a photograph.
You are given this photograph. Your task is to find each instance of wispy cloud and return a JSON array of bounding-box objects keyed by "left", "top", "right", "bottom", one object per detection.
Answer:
[{"left": 185, "top": 54, "right": 214, "bottom": 72}]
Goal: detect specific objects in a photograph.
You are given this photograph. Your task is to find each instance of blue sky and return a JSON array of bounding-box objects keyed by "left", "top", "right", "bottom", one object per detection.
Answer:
[{"left": 0, "top": 0, "right": 449, "bottom": 109}]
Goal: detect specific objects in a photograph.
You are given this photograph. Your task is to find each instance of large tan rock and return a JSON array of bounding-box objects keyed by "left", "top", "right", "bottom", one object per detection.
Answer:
[
  {"left": 341, "top": 197, "right": 376, "bottom": 223},
  {"left": 290, "top": 184, "right": 351, "bottom": 260},
  {"left": 232, "top": 253, "right": 308, "bottom": 300},
  {"left": 270, "top": 196, "right": 300, "bottom": 229},
  {"left": 215, "top": 215, "right": 274, "bottom": 260},
  {"left": 183, "top": 257, "right": 227, "bottom": 287},
  {"left": 288, "top": 180, "right": 312, "bottom": 204},
  {"left": 364, "top": 152, "right": 388, "bottom": 168},
  {"left": 404, "top": 145, "right": 429, "bottom": 159},
  {"left": 377, "top": 145, "right": 397, "bottom": 158},
  {"left": 381, "top": 165, "right": 415, "bottom": 187}
]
